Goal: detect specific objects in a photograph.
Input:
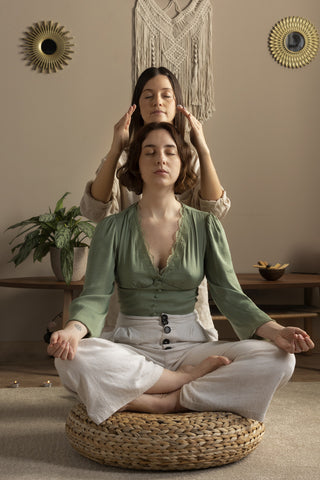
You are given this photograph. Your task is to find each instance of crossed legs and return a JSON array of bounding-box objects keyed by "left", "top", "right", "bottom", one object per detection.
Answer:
[
  {"left": 121, "top": 355, "right": 230, "bottom": 413},
  {"left": 122, "top": 340, "right": 296, "bottom": 421},
  {"left": 55, "top": 337, "right": 295, "bottom": 423}
]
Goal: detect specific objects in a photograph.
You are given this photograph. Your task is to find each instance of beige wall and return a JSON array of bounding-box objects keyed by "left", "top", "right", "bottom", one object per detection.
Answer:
[{"left": 1, "top": 0, "right": 319, "bottom": 342}]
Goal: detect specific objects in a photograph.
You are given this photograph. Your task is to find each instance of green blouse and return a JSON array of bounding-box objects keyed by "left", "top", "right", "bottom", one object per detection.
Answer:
[{"left": 69, "top": 203, "right": 271, "bottom": 339}]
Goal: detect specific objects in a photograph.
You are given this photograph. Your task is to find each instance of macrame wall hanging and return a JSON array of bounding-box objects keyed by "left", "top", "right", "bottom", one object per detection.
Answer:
[{"left": 133, "top": 0, "right": 215, "bottom": 121}]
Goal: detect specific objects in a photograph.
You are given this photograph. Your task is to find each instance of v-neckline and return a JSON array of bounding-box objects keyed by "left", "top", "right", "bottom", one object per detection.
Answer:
[{"left": 135, "top": 202, "right": 184, "bottom": 275}]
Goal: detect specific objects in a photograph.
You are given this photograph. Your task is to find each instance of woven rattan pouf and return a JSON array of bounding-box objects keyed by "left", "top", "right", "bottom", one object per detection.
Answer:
[{"left": 65, "top": 403, "right": 265, "bottom": 471}]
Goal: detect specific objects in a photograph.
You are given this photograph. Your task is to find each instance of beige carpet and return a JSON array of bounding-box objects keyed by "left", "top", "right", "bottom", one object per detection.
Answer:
[{"left": 0, "top": 382, "right": 319, "bottom": 480}]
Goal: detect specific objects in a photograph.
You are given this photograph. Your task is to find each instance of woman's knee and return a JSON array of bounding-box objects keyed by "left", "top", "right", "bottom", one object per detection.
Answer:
[
  {"left": 230, "top": 340, "right": 295, "bottom": 377},
  {"left": 279, "top": 350, "right": 296, "bottom": 383},
  {"left": 252, "top": 341, "right": 296, "bottom": 383}
]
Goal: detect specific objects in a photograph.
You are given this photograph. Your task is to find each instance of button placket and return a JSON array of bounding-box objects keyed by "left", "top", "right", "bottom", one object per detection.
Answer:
[
  {"left": 161, "top": 314, "right": 168, "bottom": 325},
  {"left": 161, "top": 313, "right": 172, "bottom": 349}
]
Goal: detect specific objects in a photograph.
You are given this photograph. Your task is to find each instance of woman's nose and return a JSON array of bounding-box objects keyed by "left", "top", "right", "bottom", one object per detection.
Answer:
[
  {"left": 153, "top": 93, "right": 163, "bottom": 106},
  {"left": 156, "top": 151, "right": 166, "bottom": 164}
]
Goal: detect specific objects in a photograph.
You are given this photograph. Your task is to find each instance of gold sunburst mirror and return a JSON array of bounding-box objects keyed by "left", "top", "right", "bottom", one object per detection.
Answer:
[
  {"left": 20, "top": 21, "right": 74, "bottom": 73},
  {"left": 268, "top": 16, "right": 319, "bottom": 68}
]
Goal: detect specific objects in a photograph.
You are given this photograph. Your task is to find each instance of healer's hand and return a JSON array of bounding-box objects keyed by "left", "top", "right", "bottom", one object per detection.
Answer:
[
  {"left": 110, "top": 105, "right": 136, "bottom": 155},
  {"left": 177, "top": 105, "right": 209, "bottom": 156}
]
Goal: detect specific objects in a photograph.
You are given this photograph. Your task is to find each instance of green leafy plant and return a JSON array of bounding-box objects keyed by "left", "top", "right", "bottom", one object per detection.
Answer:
[{"left": 6, "top": 192, "right": 95, "bottom": 285}]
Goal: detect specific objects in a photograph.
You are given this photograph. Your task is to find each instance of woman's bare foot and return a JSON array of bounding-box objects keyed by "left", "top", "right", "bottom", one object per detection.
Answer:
[
  {"left": 119, "top": 356, "right": 231, "bottom": 414},
  {"left": 178, "top": 355, "right": 231, "bottom": 382},
  {"left": 146, "top": 355, "right": 231, "bottom": 395},
  {"left": 122, "top": 390, "right": 184, "bottom": 414}
]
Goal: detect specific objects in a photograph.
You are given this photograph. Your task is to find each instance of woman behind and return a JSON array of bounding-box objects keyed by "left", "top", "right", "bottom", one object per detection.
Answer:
[
  {"left": 80, "top": 66, "right": 230, "bottom": 221},
  {"left": 49, "top": 122, "right": 313, "bottom": 424},
  {"left": 80, "top": 66, "right": 230, "bottom": 337}
]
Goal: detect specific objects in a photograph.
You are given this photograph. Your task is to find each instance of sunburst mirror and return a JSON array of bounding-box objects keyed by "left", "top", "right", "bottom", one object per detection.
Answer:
[
  {"left": 20, "top": 21, "right": 74, "bottom": 73},
  {"left": 268, "top": 16, "right": 319, "bottom": 68}
]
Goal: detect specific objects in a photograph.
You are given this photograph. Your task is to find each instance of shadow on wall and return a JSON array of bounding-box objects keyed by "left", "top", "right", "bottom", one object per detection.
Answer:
[{"left": 291, "top": 248, "right": 320, "bottom": 274}]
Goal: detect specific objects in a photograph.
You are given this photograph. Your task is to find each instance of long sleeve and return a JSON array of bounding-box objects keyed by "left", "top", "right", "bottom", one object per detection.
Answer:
[
  {"left": 178, "top": 181, "right": 231, "bottom": 219},
  {"left": 80, "top": 152, "right": 139, "bottom": 222},
  {"left": 80, "top": 177, "right": 121, "bottom": 222},
  {"left": 204, "top": 214, "right": 272, "bottom": 339},
  {"left": 68, "top": 216, "right": 118, "bottom": 337},
  {"left": 177, "top": 156, "right": 231, "bottom": 220}
]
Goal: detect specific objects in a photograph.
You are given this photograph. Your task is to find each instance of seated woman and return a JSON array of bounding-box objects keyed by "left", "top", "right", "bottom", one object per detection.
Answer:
[{"left": 49, "top": 122, "right": 314, "bottom": 425}]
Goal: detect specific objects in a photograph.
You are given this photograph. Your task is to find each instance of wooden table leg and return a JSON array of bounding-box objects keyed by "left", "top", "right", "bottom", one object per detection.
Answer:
[
  {"left": 304, "top": 288, "right": 314, "bottom": 336},
  {"left": 62, "top": 289, "right": 73, "bottom": 327},
  {"left": 61, "top": 286, "right": 83, "bottom": 327},
  {"left": 303, "top": 287, "right": 315, "bottom": 355}
]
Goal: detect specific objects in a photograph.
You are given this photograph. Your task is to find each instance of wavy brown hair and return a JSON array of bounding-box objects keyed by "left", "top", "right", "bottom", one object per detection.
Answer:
[{"left": 117, "top": 123, "right": 197, "bottom": 195}]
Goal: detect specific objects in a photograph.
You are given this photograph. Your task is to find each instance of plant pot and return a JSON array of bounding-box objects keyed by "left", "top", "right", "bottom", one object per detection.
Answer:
[{"left": 50, "top": 247, "right": 88, "bottom": 282}]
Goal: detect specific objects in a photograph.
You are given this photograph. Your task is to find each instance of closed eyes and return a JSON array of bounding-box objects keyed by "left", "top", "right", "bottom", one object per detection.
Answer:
[{"left": 142, "top": 89, "right": 174, "bottom": 100}]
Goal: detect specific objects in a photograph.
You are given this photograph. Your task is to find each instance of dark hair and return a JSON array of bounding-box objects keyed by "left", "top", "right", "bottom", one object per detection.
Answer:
[
  {"left": 117, "top": 122, "right": 197, "bottom": 195},
  {"left": 129, "top": 67, "right": 186, "bottom": 139}
]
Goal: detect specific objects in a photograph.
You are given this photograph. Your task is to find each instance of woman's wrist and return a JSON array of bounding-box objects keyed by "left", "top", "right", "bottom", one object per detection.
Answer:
[
  {"left": 255, "top": 321, "right": 283, "bottom": 341},
  {"left": 108, "top": 145, "right": 122, "bottom": 159},
  {"left": 104, "top": 146, "right": 123, "bottom": 165},
  {"left": 65, "top": 321, "right": 88, "bottom": 340},
  {"left": 195, "top": 144, "right": 211, "bottom": 160}
]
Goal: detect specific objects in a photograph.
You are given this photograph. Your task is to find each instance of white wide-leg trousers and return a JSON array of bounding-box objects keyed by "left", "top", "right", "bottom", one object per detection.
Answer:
[{"left": 55, "top": 312, "right": 295, "bottom": 424}]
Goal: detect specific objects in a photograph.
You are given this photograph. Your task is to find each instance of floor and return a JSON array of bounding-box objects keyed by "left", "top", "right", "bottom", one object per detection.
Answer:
[{"left": 0, "top": 341, "right": 319, "bottom": 388}]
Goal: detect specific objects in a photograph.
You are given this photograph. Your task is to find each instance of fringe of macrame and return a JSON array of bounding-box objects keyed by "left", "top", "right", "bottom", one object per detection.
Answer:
[{"left": 133, "top": 0, "right": 215, "bottom": 122}]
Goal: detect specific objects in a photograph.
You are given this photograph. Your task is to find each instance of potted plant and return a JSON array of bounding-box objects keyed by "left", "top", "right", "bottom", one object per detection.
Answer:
[{"left": 6, "top": 192, "right": 95, "bottom": 285}]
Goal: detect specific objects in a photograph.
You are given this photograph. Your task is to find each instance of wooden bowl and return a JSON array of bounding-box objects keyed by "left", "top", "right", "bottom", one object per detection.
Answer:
[{"left": 259, "top": 268, "right": 285, "bottom": 281}]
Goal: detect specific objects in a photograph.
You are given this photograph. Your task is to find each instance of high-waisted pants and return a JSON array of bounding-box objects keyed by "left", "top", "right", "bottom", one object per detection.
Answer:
[{"left": 55, "top": 312, "right": 295, "bottom": 425}]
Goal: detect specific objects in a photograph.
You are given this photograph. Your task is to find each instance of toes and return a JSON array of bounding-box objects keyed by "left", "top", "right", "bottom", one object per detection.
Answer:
[{"left": 219, "top": 356, "right": 231, "bottom": 366}]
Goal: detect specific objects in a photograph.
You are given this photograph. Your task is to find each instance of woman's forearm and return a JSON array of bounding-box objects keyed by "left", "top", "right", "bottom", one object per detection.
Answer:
[
  {"left": 198, "top": 150, "right": 223, "bottom": 201},
  {"left": 91, "top": 107, "right": 135, "bottom": 203},
  {"left": 255, "top": 321, "right": 283, "bottom": 341},
  {"left": 177, "top": 106, "right": 224, "bottom": 202},
  {"left": 91, "top": 149, "right": 121, "bottom": 203}
]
